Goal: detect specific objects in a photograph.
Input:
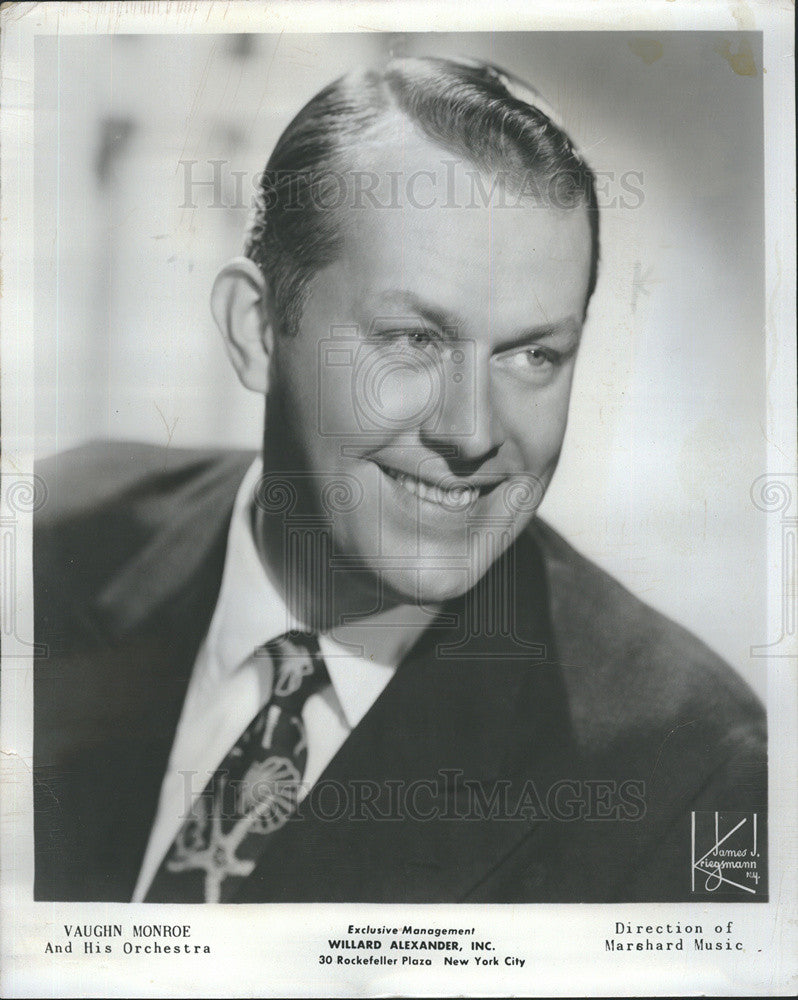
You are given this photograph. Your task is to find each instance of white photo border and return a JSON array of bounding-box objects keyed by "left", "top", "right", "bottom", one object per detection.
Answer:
[{"left": 1, "top": 2, "right": 795, "bottom": 997}]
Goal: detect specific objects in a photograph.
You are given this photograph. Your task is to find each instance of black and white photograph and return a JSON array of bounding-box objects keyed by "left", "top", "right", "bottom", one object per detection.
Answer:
[{"left": 1, "top": 1, "right": 795, "bottom": 997}]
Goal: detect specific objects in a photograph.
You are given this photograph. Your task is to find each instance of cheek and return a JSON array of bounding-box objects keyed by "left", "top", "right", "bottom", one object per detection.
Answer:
[
  {"left": 502, "top": 377, "right": 574, "bottom": 470},
  {"left": 274, "top": 339, "right": 330, "bottom": 448}
]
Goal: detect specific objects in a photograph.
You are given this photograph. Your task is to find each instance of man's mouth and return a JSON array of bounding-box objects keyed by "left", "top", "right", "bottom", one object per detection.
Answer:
[{"left": 377, "top": 464, "right": 501, "bottom": 511}]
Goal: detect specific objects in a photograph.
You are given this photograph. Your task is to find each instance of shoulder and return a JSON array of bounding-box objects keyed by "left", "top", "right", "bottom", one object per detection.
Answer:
[
  {"left": 528, "top": 518, "right": 765, "bottom": 752},
  {"left": 34, "top": 441, "right": 254, "bottom": 630},
  {"left": 35, "top": 440, "right": 252, "bottom": 531}
]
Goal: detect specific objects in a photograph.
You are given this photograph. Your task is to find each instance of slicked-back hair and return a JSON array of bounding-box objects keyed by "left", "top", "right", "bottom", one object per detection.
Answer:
[{"left": 246, "top": 56, "right": 600, "bottom": 337}]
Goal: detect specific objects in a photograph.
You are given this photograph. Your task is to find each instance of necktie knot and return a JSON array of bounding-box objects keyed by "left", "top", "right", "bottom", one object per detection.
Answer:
[{"left": 259, "top": 631, "right": 329, "bottom": 712}]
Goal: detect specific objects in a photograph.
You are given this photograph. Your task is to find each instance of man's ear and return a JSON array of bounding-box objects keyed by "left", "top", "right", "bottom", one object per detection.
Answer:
[{"left": 210, "top": 257, "right": 275, "bottom": 394}]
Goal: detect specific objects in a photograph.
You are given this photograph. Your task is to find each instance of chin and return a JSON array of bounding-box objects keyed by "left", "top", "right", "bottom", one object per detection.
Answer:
[{"left": 382, "top": 562, "right": 491, "bottom": 606}]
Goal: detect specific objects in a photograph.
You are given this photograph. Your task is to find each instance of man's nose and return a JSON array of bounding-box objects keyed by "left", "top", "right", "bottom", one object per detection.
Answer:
[{"left": 420, "top": 350, "right": 504, "bottom": 463}]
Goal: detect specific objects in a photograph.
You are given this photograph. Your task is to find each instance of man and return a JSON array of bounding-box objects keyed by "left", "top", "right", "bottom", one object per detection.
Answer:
[{"left": 34, "top": 56, "right": 766, "bottom": 903}]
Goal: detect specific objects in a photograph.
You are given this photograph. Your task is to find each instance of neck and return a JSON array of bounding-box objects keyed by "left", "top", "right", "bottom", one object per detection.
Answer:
[{"left": 250, "top": 493, "right": 439, "bottom": 667}]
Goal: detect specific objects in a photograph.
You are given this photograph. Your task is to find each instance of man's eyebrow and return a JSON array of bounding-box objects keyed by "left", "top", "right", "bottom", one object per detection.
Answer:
[
  {"left": 374, "top": 289, "right": 582, "bottom": 351},
  {"left": 491, "top": 318, "right": 582, "bottom": 355},
  {"left": 374, "top": 290, "right": 463, "bottom": 333}
]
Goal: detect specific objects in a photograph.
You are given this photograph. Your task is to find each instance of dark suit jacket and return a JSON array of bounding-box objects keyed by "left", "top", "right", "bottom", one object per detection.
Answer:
[{"left": 33, "top": 442, "right": 767, "bottom": 902}]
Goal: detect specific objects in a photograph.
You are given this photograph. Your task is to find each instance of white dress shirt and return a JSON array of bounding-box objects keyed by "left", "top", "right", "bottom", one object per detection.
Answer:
[{"left": 133, "top": 459, "right": 434, "bottom": 901}]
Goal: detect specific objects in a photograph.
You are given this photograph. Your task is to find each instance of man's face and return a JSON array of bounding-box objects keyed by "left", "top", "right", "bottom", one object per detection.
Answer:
[{"left": 264, "top": 137, "right": 592, "bottom": 607}]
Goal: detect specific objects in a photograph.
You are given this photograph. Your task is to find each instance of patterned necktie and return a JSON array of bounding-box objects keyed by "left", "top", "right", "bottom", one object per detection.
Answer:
[{"left": 145, "top": 631, "right": 330, "bottom": 903}]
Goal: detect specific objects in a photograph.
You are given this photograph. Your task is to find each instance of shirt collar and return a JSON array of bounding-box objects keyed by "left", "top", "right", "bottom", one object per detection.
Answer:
[
  {"left": 318, "top": 598, "right": 439, "bottom": 728},
  {"left": 318, "top": 638, "right": 397, "bottom": 729},
  {"left": 206, "top": 458, "right": 301, "bottom": 679}
]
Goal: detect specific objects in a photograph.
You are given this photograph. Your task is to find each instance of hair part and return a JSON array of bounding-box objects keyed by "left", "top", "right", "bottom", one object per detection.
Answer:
[{"left": 245, "top": 56, "right": 600, "bottom": 337}]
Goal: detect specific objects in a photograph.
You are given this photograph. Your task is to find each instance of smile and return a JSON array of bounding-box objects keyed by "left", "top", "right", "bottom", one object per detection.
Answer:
[{"left": 377, "top": 464, "right": 499, "bottom": 511}]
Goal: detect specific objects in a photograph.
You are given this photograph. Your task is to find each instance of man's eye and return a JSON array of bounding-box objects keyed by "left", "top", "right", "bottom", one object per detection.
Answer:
[
  {"left": 510, "top": 348, "right": 555, "bottom": 369},
  {"left": 518, "top": 348, "right": 550, "bottom": 367},
  {"left": 494, "top": 346, "right": 561, "bottom": 382},
  {"left": 384, "top": 328, "right": 436, "bottom": 350}
]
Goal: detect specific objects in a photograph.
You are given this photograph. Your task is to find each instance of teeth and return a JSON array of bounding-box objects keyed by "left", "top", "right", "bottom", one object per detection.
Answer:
[{"left": 385, "top": 468, "right": 479, "bottom": 509}]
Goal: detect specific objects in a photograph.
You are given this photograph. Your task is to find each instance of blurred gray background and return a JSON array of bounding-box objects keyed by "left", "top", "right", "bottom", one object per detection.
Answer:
[{"left": 34, "top": 31, "right": 765, "bottom": 694}]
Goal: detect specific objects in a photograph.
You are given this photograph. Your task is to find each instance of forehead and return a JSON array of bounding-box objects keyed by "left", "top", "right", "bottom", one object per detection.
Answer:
[{"left": 333, "top": 132, "right": 592, "bottom": 335}]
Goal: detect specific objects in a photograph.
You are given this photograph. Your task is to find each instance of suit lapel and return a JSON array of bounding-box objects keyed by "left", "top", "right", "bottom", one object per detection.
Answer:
[{"left": 235, "top": 532, "right": 578, "bottom": 903}]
